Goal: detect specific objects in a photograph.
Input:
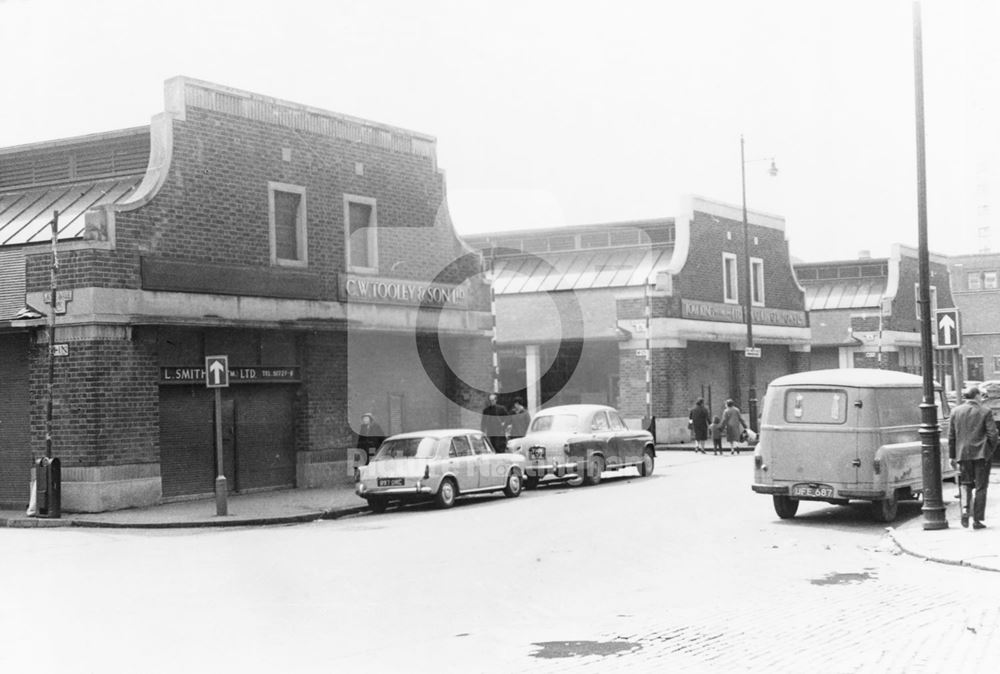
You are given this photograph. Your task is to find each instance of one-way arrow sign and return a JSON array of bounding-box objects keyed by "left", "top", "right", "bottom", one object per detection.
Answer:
[
  {"left": 935, "top": 309, "right": 960, "bottom": 350},
  {"left": 205, "top": 355, "right": 230, "bottom": 388}
]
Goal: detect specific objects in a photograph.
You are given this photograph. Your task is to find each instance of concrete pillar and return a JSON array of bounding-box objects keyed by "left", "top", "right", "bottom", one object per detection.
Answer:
[{"left": 525, "top": 344, "right": 540, "bottom": 413}]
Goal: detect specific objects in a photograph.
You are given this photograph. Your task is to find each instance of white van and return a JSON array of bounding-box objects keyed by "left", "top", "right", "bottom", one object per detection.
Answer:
[{"left": 752, "top": 369, "right": 956, "bottom": 522}]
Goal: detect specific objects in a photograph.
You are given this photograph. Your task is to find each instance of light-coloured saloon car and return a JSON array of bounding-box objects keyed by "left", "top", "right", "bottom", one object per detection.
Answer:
[
  {"left": 355, "top": 429, "right": 526, "bottom": 513},
  {"left": 507, "top": 404, "right": 655, "bottom": 489}
]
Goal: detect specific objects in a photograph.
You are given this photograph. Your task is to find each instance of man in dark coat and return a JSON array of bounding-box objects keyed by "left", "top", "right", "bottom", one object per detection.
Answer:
[
  {"left": 688, "top": 397, "right": 710, "bottom": 454},
  {"left": 355, "top": 413, "right": 386, "bottom": 463},
  {"left": 481, "top": 393, "right": 509, "bottom": 453},
  {"left": 948, "top": 386, "right": 998, "bottom": 528},
  {"left": 509, "top": 399, "right": 531, "bottom": 439}
]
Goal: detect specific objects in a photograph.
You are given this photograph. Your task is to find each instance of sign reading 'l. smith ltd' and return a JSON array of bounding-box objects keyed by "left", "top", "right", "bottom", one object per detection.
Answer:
[
  {"left": 338, "top": 273, "right": 468, "bottom": 308},
  {"left": 682, "top": 299, "right": 807, "bottom": 328},
  {"left": 160, "top": 367, "right": 300, "bottom": 384}
]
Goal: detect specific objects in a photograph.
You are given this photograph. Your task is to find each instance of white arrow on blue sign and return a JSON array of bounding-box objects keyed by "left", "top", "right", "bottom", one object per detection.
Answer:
[
  {"left": 205, "top": 355, "right": 230, "bottom": 388},
  {"left": 935, "top": 309, "right": 960, "bottom": 349}
]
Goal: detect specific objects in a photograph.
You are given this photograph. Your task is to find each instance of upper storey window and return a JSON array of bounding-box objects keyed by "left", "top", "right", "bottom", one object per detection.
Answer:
[
  {"left": 345, "top": 195, "right": 378, "bottom": 273},
  {"left": 268, "top": 182, "right": 307, "bottom": 266},
  {"left": 723, "top": 253, "right": 739, "bottom": 304}
]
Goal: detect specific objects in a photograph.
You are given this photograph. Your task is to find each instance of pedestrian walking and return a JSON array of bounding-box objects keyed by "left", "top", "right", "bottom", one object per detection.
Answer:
[
  {"left": 688, "top": 397, "right": 710, "bottom": 454},
  {"left": 509, "top": 399, "right": 531, "bottom": 439},
  {"left": 709, "top": 416, "right": 724, "bottom": 455},
  {"left": 948, "top": 386, "right": 998, "bottom": 529},
  {"left": 481, "top": 393, "right": 510, "bottom": 453},
  {"left": 721, "top": 399, "right": 747, "bottom": 455}
]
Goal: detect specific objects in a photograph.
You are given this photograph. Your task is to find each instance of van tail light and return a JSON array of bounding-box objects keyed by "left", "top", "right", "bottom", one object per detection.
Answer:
[
  {"left": 354, "top": 467, "right": 360, "bottom": 483},
  {"left": 423, "top": 464, "right": 430, "bottom": 480},
  {"left": 873, "top": 458, "right": 882, "bottom": 475},
  {"left": 754, "top": 454, "right": 763, "bottom": 469}
]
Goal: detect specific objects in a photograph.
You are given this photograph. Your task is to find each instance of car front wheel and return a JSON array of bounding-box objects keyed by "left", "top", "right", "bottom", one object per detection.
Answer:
[
  {"left": 773, "top": 495, "right": 799, "bottom": 519},
  {"left": 639, "top": 448, "right": 655, "bottom": 477},
  {"left": 584, "top": 456, "right": 605, "bottom": 486},
  {"left": 503, "top": 470, "right": 522, "bottom": 498},
  {"left": 435, "top": 478, "right": 457, "bottom": 509}
]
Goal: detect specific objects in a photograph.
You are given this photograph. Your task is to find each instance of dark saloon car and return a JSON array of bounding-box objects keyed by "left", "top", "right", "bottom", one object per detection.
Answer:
[{"left": 506, "top": 404, "right": 655, "bottom": 489}]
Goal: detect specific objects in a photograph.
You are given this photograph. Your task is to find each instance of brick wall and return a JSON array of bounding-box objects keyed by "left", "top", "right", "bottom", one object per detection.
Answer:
[
  {"left": 30, "top": 328, "right": 158, "bottom": 467},
  {"left": 675, "top": 211, "right": 805, "bottom": 312},
  {"left": 298, "top": 331, "right": 350, "bottom": 454}
]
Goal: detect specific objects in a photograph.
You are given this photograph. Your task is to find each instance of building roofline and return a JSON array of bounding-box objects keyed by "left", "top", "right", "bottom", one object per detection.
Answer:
[
  {"left": 466, "top": 217, "right": 675, "bottom": 241},
  {"left": 0, "top": 126, "right": 149, "bottom": 157}
]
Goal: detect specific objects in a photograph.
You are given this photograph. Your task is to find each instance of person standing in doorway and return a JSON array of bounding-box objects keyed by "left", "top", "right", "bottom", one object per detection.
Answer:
[
  {"left": 721, "top": 399, "right": 747, "bottom": 456},
  {"left": 482, "top": 393, "right": 510, "bottom": 453},
  {"left": 948, "top": 386, "right": 998, "bottom": 528},
  {"left": 688, "top": 397, "right": 710, "bottom": 454}
]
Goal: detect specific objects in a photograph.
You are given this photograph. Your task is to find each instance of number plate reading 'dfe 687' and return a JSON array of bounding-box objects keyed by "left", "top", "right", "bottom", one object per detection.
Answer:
[{"left": 792, "top": 483, "right": 834, "bottom": 498}]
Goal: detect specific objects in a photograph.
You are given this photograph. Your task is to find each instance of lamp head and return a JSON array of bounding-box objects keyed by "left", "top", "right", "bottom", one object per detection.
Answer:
[{"left": 768, "top": 159, "right": 779, "bottom": 177}]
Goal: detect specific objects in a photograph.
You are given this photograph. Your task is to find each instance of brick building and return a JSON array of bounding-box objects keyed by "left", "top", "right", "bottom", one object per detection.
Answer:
[
  {"left": 0, "top": 77, "right": 492, "bottom": 511},
  {"left": 466, "top": 195, "right": 811, "bottom": 442},
  {"left": 796, "top": 245, "right": 955, "bottom": 383},
  {"left": 947, "top": 252, "right": 1000, "bottom": 382}
]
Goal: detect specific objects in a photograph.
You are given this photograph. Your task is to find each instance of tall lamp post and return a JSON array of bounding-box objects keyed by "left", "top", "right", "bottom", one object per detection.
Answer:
[
  {"left": 912, "top": 1, "right": 947, "bottom": 530},
  {"left": 740, "top": 135, "right": 778, "bottom": 433}
]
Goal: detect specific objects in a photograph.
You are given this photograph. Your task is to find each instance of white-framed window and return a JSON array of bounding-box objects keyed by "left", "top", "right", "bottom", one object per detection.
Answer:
[
  {"left": 723, "top": 253, "right": 739, "bottom": 304},
  {"left": 344, "top": 195, "right": 377, "bottom": 273},
  {"left": 968, "top": 272, "right": 982, "bottom": 290},
  {"left": 268, "top": 182, "right": 307, "bottom": 266},
  {"left": 750, "top": 257, "right": 765, "bottom": 306},
  {"left": 913, "top": 283, "right": 937, "bottom": 320},
  {"left": 985, "top": 271, "right": 998, "bottom": 289}
]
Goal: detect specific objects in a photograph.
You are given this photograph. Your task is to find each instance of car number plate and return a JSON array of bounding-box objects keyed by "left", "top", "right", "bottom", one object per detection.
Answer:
[
  {"left": 792, "top": 483, "right": 834, "bottom": 498},
  {"left": 529, "top": 447, "right": 546, "bottom": 460},
  {"left": 377, "top": 478, "right": 404, "bottom": 487}
]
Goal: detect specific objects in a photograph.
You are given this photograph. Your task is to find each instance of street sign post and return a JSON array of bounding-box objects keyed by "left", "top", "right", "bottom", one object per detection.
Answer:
[
  {"left": 744, "top": 347, "right": 762, "bottom": 358},
  {"left": 935, "top": 309, "right": 960, "bottom": 350},
  {"left": 205, "top": 355, "right": 229, "bottom": 516}
]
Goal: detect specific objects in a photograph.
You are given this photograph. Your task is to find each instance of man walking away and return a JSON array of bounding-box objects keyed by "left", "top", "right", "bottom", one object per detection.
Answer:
[
  {"left": 948, "top": 386, "right": 998, "bottom": 529},
  {"left": 482, "top": 393, "right": 510, "bottom": 453}
]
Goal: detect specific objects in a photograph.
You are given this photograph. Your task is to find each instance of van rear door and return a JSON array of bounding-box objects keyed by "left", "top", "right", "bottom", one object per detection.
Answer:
[{"left": 769, "top": 386, "right": 859, "bottom": 488}]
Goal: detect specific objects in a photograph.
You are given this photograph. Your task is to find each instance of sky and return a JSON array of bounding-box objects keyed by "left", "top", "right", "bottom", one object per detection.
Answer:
[{"left": 0, "top": 0, "right": 995, "bottom": 262}]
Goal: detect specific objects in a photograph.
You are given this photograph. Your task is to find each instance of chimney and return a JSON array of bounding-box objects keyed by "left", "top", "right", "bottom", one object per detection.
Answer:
[{"left": 858, "top": 250, "right": 871, "bottom": 260}]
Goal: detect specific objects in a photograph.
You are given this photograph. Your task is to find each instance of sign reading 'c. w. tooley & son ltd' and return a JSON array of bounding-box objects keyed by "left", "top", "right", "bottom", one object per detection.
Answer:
[
  {"left": 682, "top": 299, "right": 807, "bottom": 327},
  {"left": 338, "top": 273, "right": 468, "bottom": 308}
]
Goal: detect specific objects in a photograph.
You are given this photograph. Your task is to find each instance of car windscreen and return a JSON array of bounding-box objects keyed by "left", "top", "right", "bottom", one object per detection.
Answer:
[
  {"left": 783, "top": 389, "right": 848, "bottom": 424},
  {"left": 373, "top": 436, "right": 438, "bottom": 460},
  {"left": 530, "top": 414, "right": 579, "bottom": 433}
]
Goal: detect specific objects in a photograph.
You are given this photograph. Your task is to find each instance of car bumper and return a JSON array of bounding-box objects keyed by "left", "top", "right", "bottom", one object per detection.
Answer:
[
  {"left": 356, "top": 483, "right": 435, "bottom": 498},
  {"left": 752, "top": 483, "right": 887, "bottom": 500},
  {"left": 524, "top": 461, "right": 579, "bottom": 479}
]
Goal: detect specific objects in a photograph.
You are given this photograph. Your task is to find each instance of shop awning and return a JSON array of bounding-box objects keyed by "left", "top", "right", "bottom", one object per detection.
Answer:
[
  {"left": 803, "top": 278, "right": 886, "bottom": 311},
  {"left": 0, "top": 175, "right": 142, "bottom": 246},
  {"left": 491, "top": 247, "right": 672, "bottom": 294}
]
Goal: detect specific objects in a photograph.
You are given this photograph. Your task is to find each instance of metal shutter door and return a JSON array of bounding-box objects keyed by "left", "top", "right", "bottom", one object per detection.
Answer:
[
  {"left": 0, "top": 334, "right": 31, "bottom": 509},
  {"left": 159, "top": 387, "right": 216, "bottom": 498},
  {"left": 234, "top": 386, "right": 296, "bottom": 490}
]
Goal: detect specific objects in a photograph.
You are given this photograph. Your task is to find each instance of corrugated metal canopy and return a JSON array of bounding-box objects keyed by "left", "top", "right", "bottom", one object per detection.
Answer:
[
  {"left": 491, "top": 247, "right": 672, "bottom": 294},
  {"left": 803, "top": 278, "right": 886, "bottom": 310},
  {"left": 0, "top": 176, "right": 142, "bottom": 246}
]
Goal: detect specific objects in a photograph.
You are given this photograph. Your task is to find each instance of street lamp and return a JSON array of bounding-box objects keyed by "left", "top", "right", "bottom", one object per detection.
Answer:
[{"left": 740, "top": 135, "right": 777, "bottom": 434}]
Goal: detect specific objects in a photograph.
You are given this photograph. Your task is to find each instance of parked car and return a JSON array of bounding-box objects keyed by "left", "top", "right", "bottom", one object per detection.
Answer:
[
  {"left": 752, "top": 368, "right": 956, "bottom": 522},
  {"left": 355, "top": 429, "right": 526, "bottom": 513},
  {"left": 506, "top": 404, "right": 655, "bottom": 489}
]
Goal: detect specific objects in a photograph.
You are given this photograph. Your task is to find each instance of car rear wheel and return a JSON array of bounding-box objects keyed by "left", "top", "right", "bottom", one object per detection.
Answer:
[
  {"left": 639, "top": 448, "right": 655, "bottom": 477},
  {"left": 773, "top": 495, "right": 799, "bottom": 519},
  {"left": 584, "top": 456, "right": 605, "bottom": 486},
  {"left": 367, "top": 497, "right": 388, "bottom": 514},
  {"left": 871, "top": 492, "right": 899, "bottom": 522},
  {"left": 435, "top": 478, "right": 457, "bottom": 509},
  {"left": 503, "top": 470, "right": 523, "bottom": 498}
]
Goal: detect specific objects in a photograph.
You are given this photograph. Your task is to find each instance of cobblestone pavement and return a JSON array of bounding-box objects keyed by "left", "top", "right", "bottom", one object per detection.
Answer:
[{"left": 4, "top": 453, "right": 1000, "bottom": 673}]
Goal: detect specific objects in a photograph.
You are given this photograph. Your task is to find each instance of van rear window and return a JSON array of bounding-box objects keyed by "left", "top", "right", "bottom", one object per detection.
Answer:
[{"left": 784, "top": 389, "right": 848, "bottom": 424}]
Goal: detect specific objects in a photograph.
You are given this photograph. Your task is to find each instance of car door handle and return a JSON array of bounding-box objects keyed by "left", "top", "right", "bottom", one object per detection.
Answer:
[{"left": 852, "top": 459, "right": 862, "bottom": 467}]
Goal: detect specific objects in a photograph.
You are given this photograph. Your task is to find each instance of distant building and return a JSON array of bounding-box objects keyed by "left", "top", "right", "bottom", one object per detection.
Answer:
[
  {"left": 466, "top": 195, "right": 811, "bottom": 442},
  {"left": 947, "top": 252, "right": 1000, "bottom": 382},
  {"left": 0, "top": 77, "right": 491, "bottom": 511},
  {"left": 795, "top": 245, "right": 955, "bottom": 383}
]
